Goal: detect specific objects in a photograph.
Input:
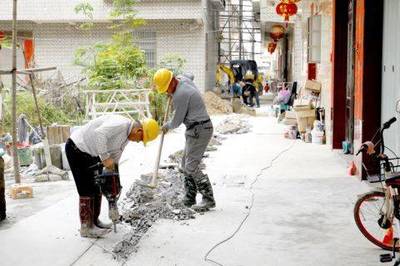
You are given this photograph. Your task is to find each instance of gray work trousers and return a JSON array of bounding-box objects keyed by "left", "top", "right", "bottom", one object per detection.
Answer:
[{"left": 182, "top": 121, "right": 215, "bottom": 202}]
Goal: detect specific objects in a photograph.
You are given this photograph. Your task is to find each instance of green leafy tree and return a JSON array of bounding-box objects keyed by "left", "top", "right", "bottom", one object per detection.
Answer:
[
  {"left": 159, "top": 53, "right": 187, "bottom": 75},
  {"left": 73, "top": 1, "right": 188, "bottom": 125},
  {"left": 74, "top": 1, "right": 94, "bottom": 30},
  {"left": 74, "top": 0, "right": 147, "bottom": 90}
]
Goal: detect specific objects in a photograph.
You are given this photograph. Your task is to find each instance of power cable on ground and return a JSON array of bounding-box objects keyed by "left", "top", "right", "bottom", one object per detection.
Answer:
[
  {"left": 69, "top": 239, "right": 98, "bottom": 266},
  {"left": 69, "top": 238, "right": 122, "bottom": 266},
  {"left": 204, "top": 140, "right": 297, "bottom": 266}
]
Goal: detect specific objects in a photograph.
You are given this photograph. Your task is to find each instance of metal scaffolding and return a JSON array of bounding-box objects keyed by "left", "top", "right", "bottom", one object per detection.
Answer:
[{"left": 218, "top": 0, "right": 261, "bottom": 64}]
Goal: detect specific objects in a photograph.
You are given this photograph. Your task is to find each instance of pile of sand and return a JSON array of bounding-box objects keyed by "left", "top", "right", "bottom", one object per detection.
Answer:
[{"left": 203, "top": 91, "right": 233, "bottom": 114}]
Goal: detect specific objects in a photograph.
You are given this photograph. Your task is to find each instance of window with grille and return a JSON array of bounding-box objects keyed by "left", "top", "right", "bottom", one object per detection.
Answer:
[
  {"left": 132, "top": 31, "right": 157, "bottom": 68},
  {"left": 307, "top": 15, "right": 321, "bottom": 63}
]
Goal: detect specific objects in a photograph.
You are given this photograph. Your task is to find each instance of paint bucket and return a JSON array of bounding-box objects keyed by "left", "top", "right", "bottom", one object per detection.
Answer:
[
  {"left": 311, "top": 130, "right": 324, "bottom": 144},
  {"left": 17, "top": 146, "right": 33, "bottom": 166}
]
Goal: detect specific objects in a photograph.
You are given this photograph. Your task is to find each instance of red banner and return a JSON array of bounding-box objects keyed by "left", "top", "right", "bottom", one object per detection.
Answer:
[{"left": 23, "top": 39, "right": 34, "bottom": 68}]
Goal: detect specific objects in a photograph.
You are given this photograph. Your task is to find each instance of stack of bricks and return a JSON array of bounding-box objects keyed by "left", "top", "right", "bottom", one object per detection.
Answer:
[{"left": 9, "top": 184, "right": 33, "bottom": 199}]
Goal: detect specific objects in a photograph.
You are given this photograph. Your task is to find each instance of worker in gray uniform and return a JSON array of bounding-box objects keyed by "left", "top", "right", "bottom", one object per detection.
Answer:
[{"left": 153, "top": 68, "right": 216, "bottom": 210}]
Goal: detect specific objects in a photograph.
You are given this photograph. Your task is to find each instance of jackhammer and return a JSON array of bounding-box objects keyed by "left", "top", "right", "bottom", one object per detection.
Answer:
[{"left": 91, "top": 163, "right": 122, "bottom": 233}]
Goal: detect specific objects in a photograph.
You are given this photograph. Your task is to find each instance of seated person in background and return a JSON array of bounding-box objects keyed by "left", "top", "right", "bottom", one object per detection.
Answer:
[
  {"left": 254, "top": 75, "right": 264, "bottom": 108},
  {"left": 273, "top": 85, "right": 291, "bottom": 105},
  {"left": 242, "top": 71, "right": 257, "bottom": 107},
  {"left": 230, "top": 79, "right": 242, "bottom": 98}
]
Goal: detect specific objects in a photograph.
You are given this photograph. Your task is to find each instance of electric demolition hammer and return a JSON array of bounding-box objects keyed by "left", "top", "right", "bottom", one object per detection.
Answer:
[{"left": 91, "top": 163, "right": 122, "bottom": 233}]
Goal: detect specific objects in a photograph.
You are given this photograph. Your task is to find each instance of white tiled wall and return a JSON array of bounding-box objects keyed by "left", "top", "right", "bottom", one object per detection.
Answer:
[
  {"left": 0, "top": 0, "right": 202, "bottom": 21},
  {"left": 0, "top": 20, "right": 209, "bottom": 91},
  {"left": 317, "top": 14, "right": 333, "bottom": 144}
]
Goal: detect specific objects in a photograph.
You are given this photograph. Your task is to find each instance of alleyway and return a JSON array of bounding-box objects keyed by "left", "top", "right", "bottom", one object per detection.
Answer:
[{"left": 0, "top": 113, "right": 383, "bottom": 266}]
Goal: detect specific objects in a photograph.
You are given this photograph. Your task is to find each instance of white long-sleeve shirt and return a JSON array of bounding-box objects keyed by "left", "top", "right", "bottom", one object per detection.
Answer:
[{"left": 70, "top": 115, "right": 133, "bottom": 162}]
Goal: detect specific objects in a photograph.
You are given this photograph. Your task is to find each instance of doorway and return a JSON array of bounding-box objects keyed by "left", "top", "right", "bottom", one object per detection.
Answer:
[{"left": 345, "top": 0, "right": 356, "bottom": 153}]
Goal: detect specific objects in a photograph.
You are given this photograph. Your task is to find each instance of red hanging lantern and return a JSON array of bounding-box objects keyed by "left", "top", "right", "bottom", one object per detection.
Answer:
[
  {"left": 269, "top": 25, "right": 285, "bottom": 42},
  {"left": 268, "top": 42, "right": 277, "bottom": 54},
  {"left": 276, "top": 2, "right": 298, "bottom": 22}
]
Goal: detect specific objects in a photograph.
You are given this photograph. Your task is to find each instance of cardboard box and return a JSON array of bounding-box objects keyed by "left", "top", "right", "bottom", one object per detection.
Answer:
[
  {"left": 293, "top": 105, "right": 311, "bottom": 112},
  {"left": 285, "top": 111, "right": 297, "bottom": 119},
  {"left": 304, "top": 80, "right": 321, "bottom": 93},
  {"left": 295, "top": 109, "right": 316, "bottom": 133}
]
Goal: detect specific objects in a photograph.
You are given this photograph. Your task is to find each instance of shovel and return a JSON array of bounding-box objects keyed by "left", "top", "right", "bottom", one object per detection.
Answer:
[{"left": 146, "top": 96, "right": 172, "bottom": 188}]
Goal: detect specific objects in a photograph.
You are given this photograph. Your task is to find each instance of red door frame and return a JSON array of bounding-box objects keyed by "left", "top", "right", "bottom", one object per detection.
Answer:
[
  {"left": 353, "top": 0, "right": 383, "bottom": 177},
  {"left": 332, "top": 0, "right": 383, "bottom": 177},
  {"left": 331, "top": 0, "right": 348, "bottom": 149}
]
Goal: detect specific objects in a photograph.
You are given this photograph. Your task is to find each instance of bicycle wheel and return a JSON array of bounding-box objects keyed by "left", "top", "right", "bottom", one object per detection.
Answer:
[{"left": 354, "top": 191, "right": 399, "bottom": 251}]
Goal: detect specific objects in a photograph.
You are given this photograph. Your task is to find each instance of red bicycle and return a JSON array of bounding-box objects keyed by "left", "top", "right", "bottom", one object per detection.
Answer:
[{"left": 353, "top": 117, "right": 400, "bottom": 264}]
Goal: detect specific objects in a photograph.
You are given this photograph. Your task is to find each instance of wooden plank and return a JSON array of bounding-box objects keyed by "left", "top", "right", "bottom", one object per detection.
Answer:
[
  {"left": 0, "top": 157, "right": 5, "bottom": 221},
  {"left": 61, "top": 126, "right": 70, "bottom": 142},
  {"left": 47, "top": 126, "right": 70, "bottom": 145},
  {"left": 84, "top": 89, "right": 150, "bottom": 93},
  {"left": 48, "top": 126, "right": 57, "bottom": 145}
]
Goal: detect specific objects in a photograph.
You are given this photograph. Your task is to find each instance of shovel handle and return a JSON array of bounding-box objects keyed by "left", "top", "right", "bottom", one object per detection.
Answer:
[{"left": 148, "top": 96, "right": 172, "bottom": 188}]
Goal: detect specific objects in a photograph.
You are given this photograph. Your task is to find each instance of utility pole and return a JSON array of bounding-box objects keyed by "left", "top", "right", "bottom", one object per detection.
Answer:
[
  {"left": 228, "top": 0, "right": 232, "bottom": 62},
  {"left": 0, "top": 157, "right": 5, "bottom": 221},
  {"left": 11, "top": 0, "right": 20, "bottom": 184},
  {"left": 251, "top": 26, "right": 255, "bottom": 60},
  {"left": 239, "top": 0, "right": 243, "bottom": 60}
]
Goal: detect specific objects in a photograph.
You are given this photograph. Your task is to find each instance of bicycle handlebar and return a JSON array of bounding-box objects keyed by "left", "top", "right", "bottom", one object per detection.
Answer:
[
  {"left": 383, "top": 117, "right": 397, "bottom": 130},
  {"left": 356, "top": 117, "right": 397, "bottom": 156},
  {"left": 356, "top": 144, "right": 367, "bottom": 156}
]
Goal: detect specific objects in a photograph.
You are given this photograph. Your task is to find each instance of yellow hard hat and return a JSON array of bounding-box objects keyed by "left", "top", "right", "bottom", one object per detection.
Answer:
[
  {"left": 244, "top": 70, "right": 255, "bottom": 81},
  {"left": 153, "top": 68, "right": 173, "bottom": 94},
  {"left": 142, "top": 118, "right": 160, "bottom": 145}
]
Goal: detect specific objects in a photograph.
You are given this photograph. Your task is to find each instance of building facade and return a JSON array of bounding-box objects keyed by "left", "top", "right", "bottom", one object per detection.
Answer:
[
  {"left": 0, "top": 0, "right": 225, "bottom": 91},
  {"left": 257, "top": 0, "right": 333, "bottom": 144}
]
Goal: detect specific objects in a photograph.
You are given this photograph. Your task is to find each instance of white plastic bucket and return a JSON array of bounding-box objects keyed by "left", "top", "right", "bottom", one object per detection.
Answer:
[{"left": 311, "top": 130, "right": 324, "bottom": 144}]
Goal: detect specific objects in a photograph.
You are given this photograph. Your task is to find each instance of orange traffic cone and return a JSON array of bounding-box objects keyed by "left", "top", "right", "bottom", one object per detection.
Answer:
[
  {"left": 348, "top": 161, "right": 357, "bottom": 176},
  {"left": 383, "top": 227, "right": 394, "bottom": 246}
]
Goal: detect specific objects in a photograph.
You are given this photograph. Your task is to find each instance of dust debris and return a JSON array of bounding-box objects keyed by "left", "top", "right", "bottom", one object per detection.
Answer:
[
  {"left": 112, "top": 131, "right": 226, "bottom": 259},
  {"left": 216, "top": 115, "right": 252, "bottom": 134},
  {"left": 113, "top": 168, "right": 195, "bottom": 259}
]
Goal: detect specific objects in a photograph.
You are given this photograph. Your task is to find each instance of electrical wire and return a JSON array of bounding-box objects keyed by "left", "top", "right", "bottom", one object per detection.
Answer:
[
  {"left": 69, "top": 238, "right": 125, "bottom": 266},
  {"left": 204, "top": 140, "right": 297, "bottom": 266},
  {"left": 69, "top": 240, "right": 98, "bottom": 266}
]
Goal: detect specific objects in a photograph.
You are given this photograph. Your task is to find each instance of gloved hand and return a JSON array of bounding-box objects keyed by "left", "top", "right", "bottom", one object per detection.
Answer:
[{"left": 162, "top": 124, "right": 169, "bottom": 134}]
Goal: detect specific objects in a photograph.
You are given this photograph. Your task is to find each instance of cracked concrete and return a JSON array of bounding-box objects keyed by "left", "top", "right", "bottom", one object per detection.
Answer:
[{"left": 0, "top": 113, "right": 384, "bottom": 266}]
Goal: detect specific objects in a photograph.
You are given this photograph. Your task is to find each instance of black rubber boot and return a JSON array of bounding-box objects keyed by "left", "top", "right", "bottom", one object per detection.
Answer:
[
  {"left": 93, "top": 194, "right": 112, "bottom": 229},
  {"left": 183, "top": 175, "right": 197, "bottom": 207},
  {"left": 192, "top": 174, "right": 216, "bottom": 210}
]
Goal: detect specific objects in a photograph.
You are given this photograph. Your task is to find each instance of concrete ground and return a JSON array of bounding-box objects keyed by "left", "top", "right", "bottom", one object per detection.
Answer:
[{"left": 0, "top": 112, "right": 385, "bottom": 266}]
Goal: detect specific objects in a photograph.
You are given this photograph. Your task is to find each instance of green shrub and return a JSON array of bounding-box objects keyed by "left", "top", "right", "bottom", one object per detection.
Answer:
[{"left": 1, "top": 92, "right": 72, "bottom": 132}]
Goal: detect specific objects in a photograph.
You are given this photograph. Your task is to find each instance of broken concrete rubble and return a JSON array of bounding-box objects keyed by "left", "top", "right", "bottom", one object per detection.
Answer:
[
  {"left": 112, "top": 132, "right": 226, "bottom": 260},
  {"left": 113, "top": 168, "right": 196, "bottom": 259},
  {"left": 34, "top": 165, "right": 69, "bottom": 182},
  {"left": 216, "top": 115, "right": 252, "bottom": 134}
]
